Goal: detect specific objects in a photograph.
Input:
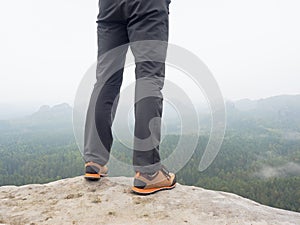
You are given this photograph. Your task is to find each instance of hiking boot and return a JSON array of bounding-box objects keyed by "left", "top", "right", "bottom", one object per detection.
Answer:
[
  {"left": 132, "top": 166, "right": 176, "bottom": 195},
  {"left": 84, "top": 161, "right": 108, "bottom": 181}
]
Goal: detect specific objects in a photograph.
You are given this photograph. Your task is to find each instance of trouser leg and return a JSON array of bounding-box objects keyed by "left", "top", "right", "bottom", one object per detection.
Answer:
[
  {"left": 84, "top": 0, "right": 129, "bottom": 165},
  {"left": 127, "top": 0, "right": 170, "bottom": 173}
]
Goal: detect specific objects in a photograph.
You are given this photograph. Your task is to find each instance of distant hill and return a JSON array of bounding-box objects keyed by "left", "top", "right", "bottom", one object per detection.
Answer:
[
  {"left": 28, "top": 103, "right": 72, "bottom": 123},
  {"left": 226, "top": 95, "right": 300, "bottom": 131},
  {"left": 1, "top": 95, "right": 300, "bottom": 135},
  {"left": 235, "top": 95, "right": 300, "bottom": 113},
  {"left": 0, "top": 103, "right": 73, "bottom": 134}
]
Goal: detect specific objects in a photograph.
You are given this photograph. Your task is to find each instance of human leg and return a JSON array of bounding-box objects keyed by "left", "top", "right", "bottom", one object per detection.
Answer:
[
  {"left": 127, "top": 0, "right": 176, "bottom": 194},
  {"left": 84, "top": 0, "right": 129, "bottom": 179}
]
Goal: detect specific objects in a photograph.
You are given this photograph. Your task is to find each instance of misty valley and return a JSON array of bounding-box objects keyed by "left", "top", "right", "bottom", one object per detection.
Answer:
[{"left": 0, "top": 95, "right": 299, "bottom": 212}]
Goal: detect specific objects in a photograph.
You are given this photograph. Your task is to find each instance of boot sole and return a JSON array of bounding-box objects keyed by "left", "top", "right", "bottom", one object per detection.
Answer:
[
  {"left": 84, "top": 173, "right": 108, "bottom": 181},
  {"left": 131, "top": 183, "right": 176, "bottom": 195}
]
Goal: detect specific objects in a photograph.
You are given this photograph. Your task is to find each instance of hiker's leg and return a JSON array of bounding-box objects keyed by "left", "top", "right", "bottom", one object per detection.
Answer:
[
  {"left": 84, "top": 0, "right": 129, "bottom": 166},
  {"left": 127, "top": 0, "right": 170, "bottom": 174}
]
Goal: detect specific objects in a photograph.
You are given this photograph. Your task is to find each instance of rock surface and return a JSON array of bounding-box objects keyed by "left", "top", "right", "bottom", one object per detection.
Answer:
[{"left": 0, "top": 176, "right": 299, "bottom": 225}]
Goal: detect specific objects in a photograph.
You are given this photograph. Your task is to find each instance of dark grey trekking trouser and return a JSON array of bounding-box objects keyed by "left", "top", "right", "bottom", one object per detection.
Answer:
[{"left": 84, "top": 0, "right": 171, "bottom": 174}]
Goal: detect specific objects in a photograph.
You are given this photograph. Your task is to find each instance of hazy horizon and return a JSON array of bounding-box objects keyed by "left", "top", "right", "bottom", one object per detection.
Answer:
[
  {"left": 0, "top": 93, "right": 299, "bottom": 121},
  {"left": 1, "top": 92, "right": 300, "bottom": 107}
]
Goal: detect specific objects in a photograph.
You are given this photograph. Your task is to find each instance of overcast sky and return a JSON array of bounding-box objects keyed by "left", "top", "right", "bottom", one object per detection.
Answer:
[{"left": 0, "top": 0, "right": 299, "bottom": 108}]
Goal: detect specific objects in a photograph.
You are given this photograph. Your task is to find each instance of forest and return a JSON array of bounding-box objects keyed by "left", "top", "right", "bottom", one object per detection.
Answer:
[{"left": 0, "top": 127, "right": 299, "bottom": 212}]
